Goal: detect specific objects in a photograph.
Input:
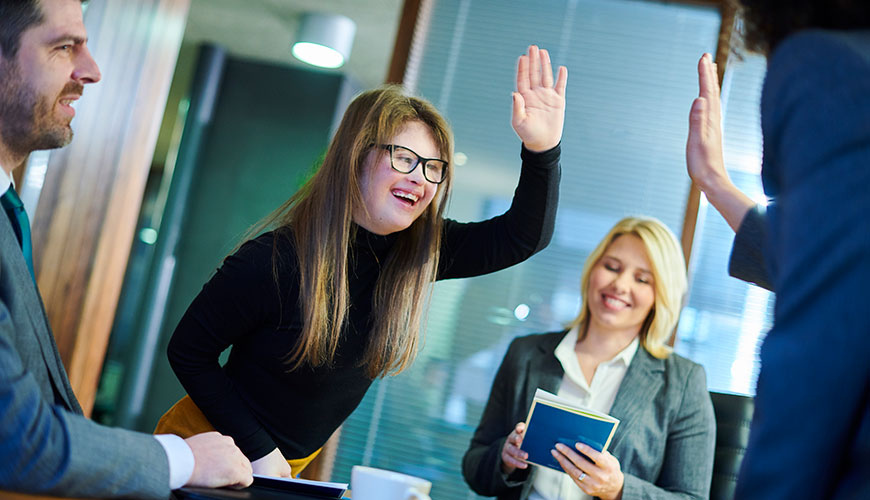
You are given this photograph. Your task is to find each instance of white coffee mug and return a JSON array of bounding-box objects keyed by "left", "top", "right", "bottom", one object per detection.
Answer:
[{"left": 351, "top": 465, "right": 432, "bottom": 500}]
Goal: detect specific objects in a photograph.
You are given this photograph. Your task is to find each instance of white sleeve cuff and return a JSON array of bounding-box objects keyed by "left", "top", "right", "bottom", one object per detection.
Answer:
[{"left": 154, "top": 434, "right": 195, "bottom": 489}]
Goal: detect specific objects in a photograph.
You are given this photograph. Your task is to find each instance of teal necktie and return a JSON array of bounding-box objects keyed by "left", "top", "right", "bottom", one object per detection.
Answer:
[{"left": 2, "top": 186, "right": 35, "bottom": 279}]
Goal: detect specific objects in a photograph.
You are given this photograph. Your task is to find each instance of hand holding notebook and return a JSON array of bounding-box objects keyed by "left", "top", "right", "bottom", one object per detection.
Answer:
[{"left": 520, "top": 388, "right": 620, "bottom": 472}]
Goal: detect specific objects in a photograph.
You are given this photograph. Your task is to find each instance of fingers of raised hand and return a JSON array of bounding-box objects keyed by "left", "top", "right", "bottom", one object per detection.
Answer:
[
  {"left": 554, "top": 65, "right": 568, "bottom": 97},
  {"left": 516, "top": 54, "right": 529, "bottom": 93},
  {"left": 698, "top": 54, "right": 721, "bottom": 110},
  {"left": 528, "top": 45, "right": 542, "bottom": 87},
  {"left": 540, "top": 49, "right": 554, "bottom": 88},
  {"left": 518, "top": 45, "right": 566, "bottom": 95}
]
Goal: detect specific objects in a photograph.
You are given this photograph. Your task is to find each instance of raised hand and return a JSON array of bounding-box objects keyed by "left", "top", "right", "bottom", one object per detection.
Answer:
[
  {"left": 500, "top": 422, "right": 529, "bottom": 474},
  {"left": 552, "top": 442, "right": 624, "bottom": 500},
  {"left": 512, "top": 45, "right": 568, "bottom": 152},
  {"left": 185, "top": 432, "right": 253, "bottom": 488},
  {"left": 687, "top": 53, "right": 754, "bottom": 232}
]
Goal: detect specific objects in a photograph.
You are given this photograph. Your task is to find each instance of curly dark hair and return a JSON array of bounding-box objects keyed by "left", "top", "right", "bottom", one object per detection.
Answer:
[
  {"left": 734, "top": 0, "right": 870, "bottom": 54},
  {"left": 0, "top": 0, "right": 86, "bottom": 59}
]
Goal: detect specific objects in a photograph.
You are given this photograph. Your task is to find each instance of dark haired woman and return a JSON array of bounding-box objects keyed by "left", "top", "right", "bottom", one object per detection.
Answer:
[
  {"left": 156, "top": 45, "right": 568, "bottom": 478},
  {"left": 686, "top": 1, "right": 870, "bottom": 497}
]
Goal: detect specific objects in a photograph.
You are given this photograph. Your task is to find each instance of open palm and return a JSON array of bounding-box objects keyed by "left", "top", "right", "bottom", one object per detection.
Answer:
[{"left": 512, "top": 45, "right": 568, "bottom": 152}]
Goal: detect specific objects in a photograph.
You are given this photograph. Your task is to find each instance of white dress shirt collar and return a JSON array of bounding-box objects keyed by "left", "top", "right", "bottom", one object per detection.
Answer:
[
  {"left": 554, "top": 325, "right": 639, "bottom": 392},
  {"left": 1, "top": 165, "right": 13, "bottom": 194}
]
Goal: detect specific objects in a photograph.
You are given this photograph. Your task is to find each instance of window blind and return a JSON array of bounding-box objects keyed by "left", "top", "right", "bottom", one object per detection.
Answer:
[{"left": 330, "top": 1, "right": 722, "bottom": 497}]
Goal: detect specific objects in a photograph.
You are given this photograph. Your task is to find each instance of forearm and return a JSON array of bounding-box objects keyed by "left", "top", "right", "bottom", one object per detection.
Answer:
[
  {"left": 0, "top": 370, "right": 169, "bottom": 498},
  {"left": 728, "top": 205, "right": 773, "bottom": 291},
  {"left": 438, "top": 144, "right": 560, "bottom": 279},
  {"left": 701, "top": 178, "right": 755, "bottom": 233},
  {"left": 167, "top": 319, "right": 276, "bottom": 460},
  {"left": 463, "top": 438, "right": 529, "bottom": 496}
]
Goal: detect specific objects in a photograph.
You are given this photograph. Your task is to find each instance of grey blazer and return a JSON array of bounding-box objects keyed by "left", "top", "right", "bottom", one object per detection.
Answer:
[
  {"left": 0, "top": 210, "right": 170, "bottom": 498},
  {"left": 462, "top": 331, "right": 715, "bottom": 499}
]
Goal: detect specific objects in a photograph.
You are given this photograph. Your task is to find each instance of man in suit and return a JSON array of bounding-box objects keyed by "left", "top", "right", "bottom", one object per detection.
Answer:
[
  {"left": 0, "top": 0, "right": 253, "bottom": 497},
  {"left": 686, "top": 1, "right": 870, "bottom": 498}
]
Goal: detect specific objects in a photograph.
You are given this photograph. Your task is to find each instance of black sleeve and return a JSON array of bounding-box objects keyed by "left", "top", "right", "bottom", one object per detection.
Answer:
[
  {"left": 728, "top": 205, "right": 773, "bottom": 291},
  {"left": 167, "top": 233, "right": 287, "bottom": 460},
  {"left": 438, "top": 144, "right": 560, "bottom": 280},
  {"left": 462, "top": 339, "right": 531, "bottom": 496}
]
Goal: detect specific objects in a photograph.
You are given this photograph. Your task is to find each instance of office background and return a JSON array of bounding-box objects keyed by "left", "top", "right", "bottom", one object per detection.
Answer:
[{"left": 21, "top": 1, "right": 770, "bottom": 498}]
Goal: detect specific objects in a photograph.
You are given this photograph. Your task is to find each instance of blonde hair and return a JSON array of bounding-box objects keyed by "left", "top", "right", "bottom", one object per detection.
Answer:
[
  {"left": 245, "top": 85, "right": 454, "bottom": 378},
  {"left": 567, "top": 216, "right": 687, "bottom": 358}
]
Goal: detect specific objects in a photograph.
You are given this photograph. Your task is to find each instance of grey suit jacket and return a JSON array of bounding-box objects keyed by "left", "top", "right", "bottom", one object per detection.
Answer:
[
  {"left": 462, "top": 331, "right": 715, "bottom": 499},
  {"left": 0, "top": 209, "right": 170, "bottom": 498}
]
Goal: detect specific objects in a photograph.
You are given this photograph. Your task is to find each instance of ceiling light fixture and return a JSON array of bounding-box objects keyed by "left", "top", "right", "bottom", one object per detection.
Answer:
[{"left": 292, "top": 13, "right": 356, "bottom": 69}]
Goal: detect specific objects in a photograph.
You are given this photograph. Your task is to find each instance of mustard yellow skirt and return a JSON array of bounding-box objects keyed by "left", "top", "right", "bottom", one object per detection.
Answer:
[{"left": 155, "top": 395, "right": 321, "bottom": 476}]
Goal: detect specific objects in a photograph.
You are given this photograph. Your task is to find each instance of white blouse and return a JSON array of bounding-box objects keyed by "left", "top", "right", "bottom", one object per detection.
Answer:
[{"left": 528, "top": 326, "right": 638, "bottom": 500}]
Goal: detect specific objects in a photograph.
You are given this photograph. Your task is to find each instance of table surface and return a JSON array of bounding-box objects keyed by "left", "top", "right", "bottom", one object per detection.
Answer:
[
  {"left": 0, "top": 485, "right": 349, "bottom": 500},
  {"left": 174, "top": 485, "right": 351, "bottom": 500}
]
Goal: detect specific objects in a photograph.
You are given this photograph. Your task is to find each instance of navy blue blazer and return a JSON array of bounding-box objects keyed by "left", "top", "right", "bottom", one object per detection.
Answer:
[
  {"left": 462, "top": 331, "right": 715, "bottom": 499},
  {"left": 728, "top": 29, "right": 870, "bottom": 499}
]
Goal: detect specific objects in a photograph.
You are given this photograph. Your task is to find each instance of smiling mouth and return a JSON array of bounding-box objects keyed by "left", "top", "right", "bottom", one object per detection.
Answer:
[
  {"left": 602, "top": 294, "right": 630, "bottom": 310},
  {"left": 392, "top": 189, "right": 420, "bottom": 207}
]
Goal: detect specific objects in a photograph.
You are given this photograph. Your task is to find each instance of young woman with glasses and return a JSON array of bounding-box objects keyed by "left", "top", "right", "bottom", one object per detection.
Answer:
[{"left": 155, "top": 45, "right": 568, "bottom": 478}]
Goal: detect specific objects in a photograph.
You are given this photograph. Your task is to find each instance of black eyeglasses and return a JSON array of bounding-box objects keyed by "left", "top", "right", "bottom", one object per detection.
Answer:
[{"left": 379, "top": 144, "right": 448, "bottom": 184}]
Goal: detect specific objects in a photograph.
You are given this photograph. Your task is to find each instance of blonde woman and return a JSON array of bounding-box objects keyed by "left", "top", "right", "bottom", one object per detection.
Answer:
[
  {"left": 463, "top": 217, "right": 715, "bottom": 500},
  {"left": 156, "top": 45, "right": 568, "bottom": 478}
]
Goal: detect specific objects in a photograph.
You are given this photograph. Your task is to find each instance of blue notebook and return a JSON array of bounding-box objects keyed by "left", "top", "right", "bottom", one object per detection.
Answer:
[{"left": 521, "top": 388, "right": 620, "bottom": 472}]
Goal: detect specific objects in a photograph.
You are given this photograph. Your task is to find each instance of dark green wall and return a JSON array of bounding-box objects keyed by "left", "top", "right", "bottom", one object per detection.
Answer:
[{"left": 137, "top": 57, "right": 342, "bottom": 431}]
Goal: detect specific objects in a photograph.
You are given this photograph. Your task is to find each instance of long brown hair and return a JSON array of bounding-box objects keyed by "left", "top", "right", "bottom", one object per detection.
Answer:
[{"left": 247, "top": 85, "right": 454, "bottom": 378}]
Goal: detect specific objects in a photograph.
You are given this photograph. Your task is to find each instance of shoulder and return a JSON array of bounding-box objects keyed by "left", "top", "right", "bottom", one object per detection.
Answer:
[
  {"left": 230, "top": 229, "right": 296, "bottom": 266},
  {"left": 771, "top": 29, "right": 870, "bottom": 64},
  {"left": 639, "top": 348, "right": 706, "bottom": 388},
  {"left": 660, "top": 351, "right": 709, "bottom": 397},
  {"left": 216, "top": 229, "right": 299, "bottom": 287},
  {"left": 765, "top": 29, "right": 870, "bottom": 94},
  {"left": 504, "top": 330, "right": 566, "bottom": 361},
  {"left": 662, "top": 350, "right": 704, "bottom": 374}
]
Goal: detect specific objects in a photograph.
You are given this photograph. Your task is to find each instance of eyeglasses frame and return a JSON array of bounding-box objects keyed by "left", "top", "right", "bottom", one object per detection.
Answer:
[{"left": 379, "top": 144, "right": 448, "bottom": 184}]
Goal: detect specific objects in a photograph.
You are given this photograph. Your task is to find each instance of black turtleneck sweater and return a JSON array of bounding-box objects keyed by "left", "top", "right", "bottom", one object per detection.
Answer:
[{"left": 167, "top": 145, "right": 561, "bottom": 461}]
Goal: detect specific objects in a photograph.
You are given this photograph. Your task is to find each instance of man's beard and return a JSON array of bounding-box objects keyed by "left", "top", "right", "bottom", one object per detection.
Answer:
[{"left": 0, "top": 60, "right": 81, "bottom": 158}]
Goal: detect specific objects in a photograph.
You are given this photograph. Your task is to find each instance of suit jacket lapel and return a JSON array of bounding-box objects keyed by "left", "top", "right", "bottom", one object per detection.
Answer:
[
  {"left": 526, "top": 331, "right": 566, "bottom": 400},
  {"left": 520, "top": 331, "right": 569, "bottom": 499},
  {"left": 1, "top": 213, "right": 79, "bottom": 411},
  {"left": 607, "top": 347, "right": 664, "bottom": 451}
]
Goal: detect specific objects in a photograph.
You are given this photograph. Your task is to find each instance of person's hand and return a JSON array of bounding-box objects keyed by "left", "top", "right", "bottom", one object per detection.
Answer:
[
  {"left": 500, "top": 422, "right": 529, "bottom": 475},
  {"left": 251, "top": 447, "right": 294, "bottom": 478},
  {"left": 552, "top": 442, "right": 624, "bottom": 500},
  {"left": 512, "top": 45, "right": 568, "bottom": 152},
  {"left": 184, "top": 432, "right": 253, "bottom": 488},
  {"left": 687, "top": 53, "right": 754, "bottom": 232},
  {"left": 687, "top": 53, "right": 727, "bottom": 193}
]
